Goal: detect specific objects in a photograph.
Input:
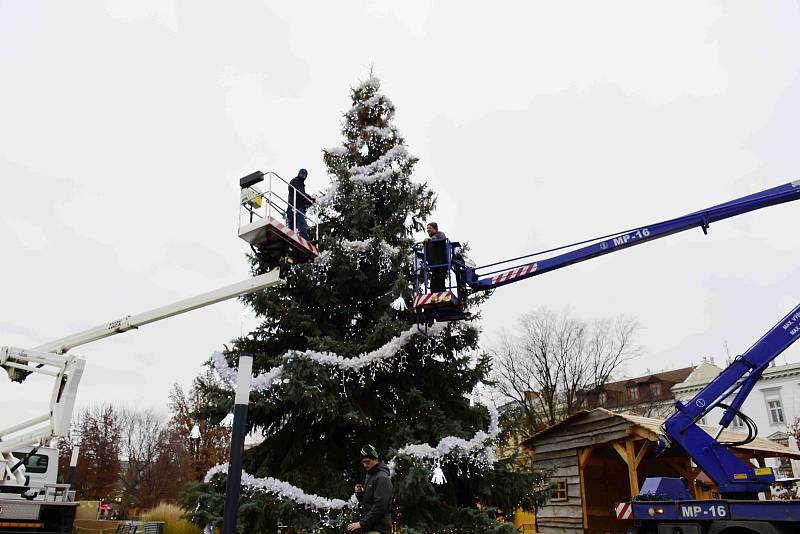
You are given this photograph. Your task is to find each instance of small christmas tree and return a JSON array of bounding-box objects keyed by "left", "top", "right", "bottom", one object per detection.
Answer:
[{"left": 183, "top": 74, "right": 542, "bottom": 534}]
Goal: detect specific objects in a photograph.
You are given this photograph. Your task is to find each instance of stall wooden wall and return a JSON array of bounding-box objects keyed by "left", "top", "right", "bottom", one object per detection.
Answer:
[
  {"left": 534, "top": 448, "right": 583, "bottom": 533},
  {"left": 533, "top": 410, "right": 634, "bottom": 533}
]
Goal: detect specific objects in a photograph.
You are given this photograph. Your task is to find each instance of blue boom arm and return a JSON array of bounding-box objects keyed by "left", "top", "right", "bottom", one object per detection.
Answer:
[
  {"left": 663, "top": 303, "right": 800, "bottom": 495},
  {"left": 417, "top": 180, "right": 800, "bottom": 498},
  {"left": 464, "top": 180, "right": 800, "bottom": 290}
]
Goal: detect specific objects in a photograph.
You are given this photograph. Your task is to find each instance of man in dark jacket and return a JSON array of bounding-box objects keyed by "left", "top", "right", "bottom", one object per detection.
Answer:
[
  {"left": 424, "top": 222, "right": 448, "bottom": 292},
  {"left": 286, "top": 168, "right": 313, "bottom": 239},
  {"left": 347, "top": 444, "right": 392, "bottom": 533}
]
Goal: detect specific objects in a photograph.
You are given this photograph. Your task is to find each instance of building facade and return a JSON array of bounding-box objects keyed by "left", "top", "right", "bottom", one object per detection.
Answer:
[{"left": 580, "top": 367, "right": 693, "bottom": 418}]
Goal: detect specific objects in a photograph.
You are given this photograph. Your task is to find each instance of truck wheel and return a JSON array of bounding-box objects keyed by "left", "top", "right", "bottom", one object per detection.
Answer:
[{"left": 708, "top": 520, "right": 786, "bottom": 534}]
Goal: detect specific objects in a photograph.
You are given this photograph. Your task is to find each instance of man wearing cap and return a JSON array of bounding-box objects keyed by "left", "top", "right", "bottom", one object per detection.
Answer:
[
  {"left": 424, "top": 222, "right": 448, "bottom": 292},
  {"left": 347, "top": 444, "right": 393, "bottom": 533},
  {"left": 287, "top": 168, "right": 314, "bottom": 239}
]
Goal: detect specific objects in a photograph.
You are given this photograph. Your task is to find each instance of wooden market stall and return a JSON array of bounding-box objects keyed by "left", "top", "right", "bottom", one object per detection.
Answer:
[{"left": 522, "top": 408, "right": 800, "bottom": 534}]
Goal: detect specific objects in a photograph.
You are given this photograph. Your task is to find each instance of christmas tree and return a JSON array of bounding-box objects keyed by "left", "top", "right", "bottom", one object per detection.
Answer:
[{"left": 183, "top": 74, "right": 541, "bottom": 533}]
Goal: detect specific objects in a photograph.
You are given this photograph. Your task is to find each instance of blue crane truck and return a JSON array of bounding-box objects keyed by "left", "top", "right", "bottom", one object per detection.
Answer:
[{"left": 412, "top": 180, "right": 800, "bottom": 534}]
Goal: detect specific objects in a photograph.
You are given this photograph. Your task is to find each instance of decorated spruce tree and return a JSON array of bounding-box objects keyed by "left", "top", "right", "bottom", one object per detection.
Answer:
[{"left": 183, "top": 75, "right": 541, "bottom": 533}]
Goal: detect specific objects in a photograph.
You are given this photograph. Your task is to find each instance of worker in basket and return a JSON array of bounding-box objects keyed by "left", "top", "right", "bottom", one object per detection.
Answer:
[
  {"left": 423, "top": 222, "right": 448, "bottom": 292},
  {"left": 286, "top": 168, "right": 315, "bottom": 240}
]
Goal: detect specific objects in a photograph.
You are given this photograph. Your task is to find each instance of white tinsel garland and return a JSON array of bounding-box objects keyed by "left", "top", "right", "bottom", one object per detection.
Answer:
[
  {"left": 341, "top": 239, "right": 372, "bottom": 253},
  {"left": 318, "top": 142, "right": 411, "bottom": 207},
  {"left": 211, "top": 325, "right": 500, "bottom": 470},
  {"left": 386, "top": 403, "right": 500, "bottom": 478},
  {"left": 283, "top": 323, "right": 444, "bottom": 371},
  {"left": 204, "top": 402, "right": 500, "bottom": 513},
  {"left": 347, "top": 92, "right": 393, "bottom": 114},
  {"left": 364, "top": 125, "right": 395, "bottom": 139},
  {"left": 396, "top": 404, "right": 500, "bottom": 462},
  {"left": 204, "top": 464, "right": 358, "bottom": 511},
  {"left": 341, "top": 238, "right": 399, "bottom": 256},
  {"left": 313, "top": 238, "right": 399, "bottom": 267},
  {"left": 211, "top": 353, "right": 284, "bottom": 392},
  {"left": 211, "top": 324, "right": 445, "bottom": 393},
  {"left": 207, "top": 291, "right": 499, "bottom": 513},
  {"left": 354, "top": 75, "right": 380, "bottom": 92},
  {"left": 348, "top": 145, "right": 409, "bottom": 185}
]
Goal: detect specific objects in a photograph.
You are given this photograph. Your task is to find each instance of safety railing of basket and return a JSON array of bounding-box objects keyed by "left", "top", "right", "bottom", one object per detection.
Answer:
[
  {"left": 239, "top": 171, "right": 319, "bottom": 242},
  {"left": 413, "top": 239, "right": 457, "bottom": 295}
]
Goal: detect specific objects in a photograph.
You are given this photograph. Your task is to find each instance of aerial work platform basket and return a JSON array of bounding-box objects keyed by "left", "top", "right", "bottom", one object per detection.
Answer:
[
  {"left": 238, "top": 171, "right": 319, "bottom": 269},
  {"left": 412, "top": 238, "right": 470, "bottom": 325}
]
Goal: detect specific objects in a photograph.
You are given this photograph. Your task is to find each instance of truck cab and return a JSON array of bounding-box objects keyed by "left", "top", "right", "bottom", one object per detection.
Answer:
[
  {"left": 6, "top": 447, "right": 59, "bottom": 491},
  {"left": 0, "top": 447, "right": 75, "bottom": 533}
]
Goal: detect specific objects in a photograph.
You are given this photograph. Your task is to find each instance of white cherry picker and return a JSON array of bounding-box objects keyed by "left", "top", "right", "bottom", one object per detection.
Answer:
[{"left": 0, "top": 171, "right": 316, "bottom": 533}]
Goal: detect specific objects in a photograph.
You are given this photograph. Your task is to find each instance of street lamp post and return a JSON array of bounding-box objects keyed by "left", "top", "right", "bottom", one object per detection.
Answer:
[
  {"left": 67, "top": 445, "right": 80, "bottom": 487},
  {"left": 222, "top": 354, "right": 253, "bottom": 534}
]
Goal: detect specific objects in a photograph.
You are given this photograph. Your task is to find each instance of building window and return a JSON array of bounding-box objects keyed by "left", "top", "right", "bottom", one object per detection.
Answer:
[
  {"left": 628, "top": 386, "right": 639, "bottom": 401},
  {"left": 649, "top": 383, "right": 661, "bottom": 397},
  {"left": 598, "top": 392, "right": 607, "bottom": 405},
  {"left": 731, "top": 415, "right": 744, "bottom": 428},
  {"left": 550, "top": 479, "right": 568, "bottom": 502},
  {"left": 768, "top": 399, "right": 785, "bottom": 424},
  {"left": 777, "top": 457, "right": 794, "bottom": 479}
]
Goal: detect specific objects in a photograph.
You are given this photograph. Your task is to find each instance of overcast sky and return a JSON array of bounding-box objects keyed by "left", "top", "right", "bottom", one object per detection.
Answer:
[{"left": 2, "top": 1, "right": 799, "bottom": 429}]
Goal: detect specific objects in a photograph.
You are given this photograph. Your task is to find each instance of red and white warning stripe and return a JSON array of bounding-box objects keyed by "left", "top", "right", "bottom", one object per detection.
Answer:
[
  {"left": 614, "top": 502, "right": 632, "bottom": 520},
  {"left": 490, "top": 262, "right": 538, "bottom": 286},
  {"left": 267, "top": 216, "right": 319, "bottom": 256},
  {"left": 413, "top": 292, "right": 452, "bottom": 309}
]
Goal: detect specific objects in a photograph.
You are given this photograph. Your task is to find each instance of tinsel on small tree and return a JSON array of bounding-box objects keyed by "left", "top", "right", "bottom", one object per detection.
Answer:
[{"left": 182, "top": 74, "right": 544, "bottom": 533}]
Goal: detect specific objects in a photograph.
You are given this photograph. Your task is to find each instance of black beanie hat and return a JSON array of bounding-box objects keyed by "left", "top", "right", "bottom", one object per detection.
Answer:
[{"left": 360, "top": 444, "right": 379, "bottom": 460}]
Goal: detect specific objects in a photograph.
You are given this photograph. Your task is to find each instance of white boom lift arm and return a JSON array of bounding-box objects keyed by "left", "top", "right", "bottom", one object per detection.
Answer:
[{"left": 0, "top": 269, "right": 283, "bottom": 484}]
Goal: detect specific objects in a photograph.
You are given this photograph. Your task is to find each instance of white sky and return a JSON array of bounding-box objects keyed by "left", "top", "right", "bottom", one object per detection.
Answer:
[{"left": 1, "top": 1, "right": 799, "bottom": 428}]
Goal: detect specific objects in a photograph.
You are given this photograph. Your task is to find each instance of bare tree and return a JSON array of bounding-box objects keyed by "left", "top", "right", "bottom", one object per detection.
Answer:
[
  {"left": 118, "top": 404, "right": 210, "bottom": 510},
  {"left": 118, "top": 407, "right": 174, "bottom": 509},
  {"left": 490, "top": 307, "right": 641, "bottom": 437},
  {"left": 586, "top": 316, "right": 641, "bottom": 389}
]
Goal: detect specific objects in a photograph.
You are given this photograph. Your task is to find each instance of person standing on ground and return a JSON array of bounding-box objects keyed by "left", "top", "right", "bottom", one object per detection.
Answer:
[
  {"left": 287, "top": 168, "right": 314, "bottom": 239},
  {"left": 347, "top": 444, "right": 393, "bottom": 533}
]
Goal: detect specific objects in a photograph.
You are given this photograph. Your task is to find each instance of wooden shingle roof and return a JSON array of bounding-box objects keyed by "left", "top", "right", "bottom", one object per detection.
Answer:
[{"left": 523, "top": 407, "right": 800, "bottom": 459}]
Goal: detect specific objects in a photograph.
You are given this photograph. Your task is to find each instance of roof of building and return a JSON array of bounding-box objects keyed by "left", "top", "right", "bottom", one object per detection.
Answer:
[
  {"left": 674, "top": 359, "right": 800, "bottom": 393},
  {"left": 523, "top": 407, "right": 800, "bottom": 458},
  {"left": 673, "top": 361, "right": 724, "bottom": 390},
  {"left": 601, "top": 366, "right": 694, "bottom": 391}
]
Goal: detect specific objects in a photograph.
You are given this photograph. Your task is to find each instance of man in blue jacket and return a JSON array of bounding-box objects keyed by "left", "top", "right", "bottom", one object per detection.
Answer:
[{"left": 347, "top": 444, "right": 393, "bottom": 534}]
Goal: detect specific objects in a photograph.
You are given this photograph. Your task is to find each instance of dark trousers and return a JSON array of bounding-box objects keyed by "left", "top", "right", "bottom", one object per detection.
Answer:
[
  {"left": 429, "top": 268, "right": 446, "bottom": 292},
  {"left": 286, "top": 206, "right": 308, "bottom": 239}
]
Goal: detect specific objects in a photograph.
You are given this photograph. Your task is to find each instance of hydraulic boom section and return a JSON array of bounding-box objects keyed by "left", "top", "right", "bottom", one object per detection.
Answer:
[
  {"left": 0, "top": 269, "right": 284, "bottom": 482},
  {"left": 466, "top": 180, "right": 800, "bottom": 290},
  {"left": 618, "top": 304, "right": 800, "bottom": 532},
  {"left": 660, "top": 302, "right": 800, "bottom": 497},
  {"left": 412, "top": 180, "right": 800, "bottom": 324}
]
